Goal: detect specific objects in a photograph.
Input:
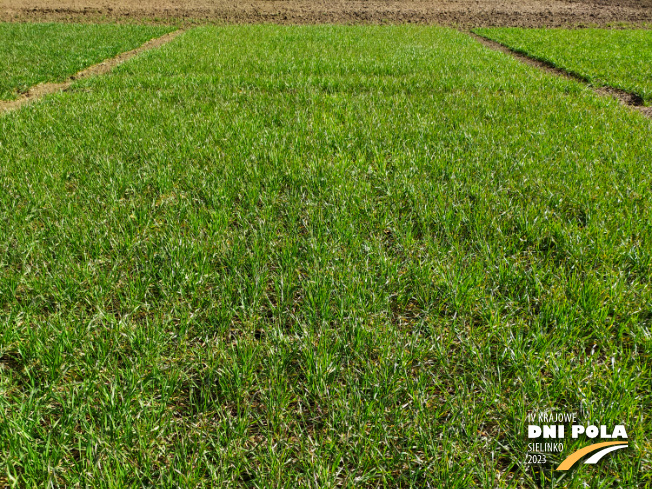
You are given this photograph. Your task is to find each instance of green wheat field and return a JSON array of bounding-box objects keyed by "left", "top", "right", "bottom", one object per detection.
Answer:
[{"left": 1, "top": 24, "right": 651, "bottom": 488}]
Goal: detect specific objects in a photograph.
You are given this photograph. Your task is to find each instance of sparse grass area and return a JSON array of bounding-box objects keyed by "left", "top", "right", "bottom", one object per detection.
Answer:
[
  {"left": 474, "top": 27, "right": 652, "bottom": 105},
  {"left": 0, "top": 22, "right": 173, "bottom": 100},
  {"left": 1, "top": 25, "right": 651, "bottom": 487}
]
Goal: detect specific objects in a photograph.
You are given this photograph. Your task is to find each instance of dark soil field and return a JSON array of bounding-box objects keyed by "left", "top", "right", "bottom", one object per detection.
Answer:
[{"left": 2, "top": 0, "right": 652, "bottom": 26}]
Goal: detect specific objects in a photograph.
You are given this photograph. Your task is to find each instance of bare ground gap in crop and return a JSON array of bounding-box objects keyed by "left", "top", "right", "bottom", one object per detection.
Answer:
[
  {"left": 468, "top": 31, "right": 652, "bottom": 120},
  {"left": 0, "top": 29, "right": 184, "bottom": 115}
]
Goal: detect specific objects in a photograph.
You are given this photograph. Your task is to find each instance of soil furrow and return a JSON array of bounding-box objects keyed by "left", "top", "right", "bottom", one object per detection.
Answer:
[
  {"left": 0, "top": 29, "right": 184, "bottom": 115},
  {"left": 470, "top": 32, "right": 652, "bottom": 120}
]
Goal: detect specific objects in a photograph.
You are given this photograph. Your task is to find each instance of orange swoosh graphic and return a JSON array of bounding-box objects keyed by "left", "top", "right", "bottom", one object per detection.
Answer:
[{"left": 556, "top": 442, "right": 628, "bottom": 471}]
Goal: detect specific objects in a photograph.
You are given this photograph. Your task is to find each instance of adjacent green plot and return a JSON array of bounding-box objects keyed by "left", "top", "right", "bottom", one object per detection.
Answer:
[
  {"left": 1, "top": 25, "right": 651, "bottom": 487},
  {"left": 0, "top": 22, "right": 173, "bottom": 100},
  {"left": 475, "top": 27, "right": 652, "bottom": 105}
]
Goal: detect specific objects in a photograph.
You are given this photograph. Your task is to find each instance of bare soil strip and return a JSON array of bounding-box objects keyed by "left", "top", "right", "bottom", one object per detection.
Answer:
[
  {"left": 0, "top": 29, "right": 183, "bottom": 115},
  {"left": 470, "top": 32, "right": 652, "bottom": 120},
  {"left": 2, "top": 0, "right": 652, "bottom": 27}
]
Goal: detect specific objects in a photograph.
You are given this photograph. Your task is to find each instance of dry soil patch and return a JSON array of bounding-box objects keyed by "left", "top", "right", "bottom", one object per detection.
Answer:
[{"left": 2, "top": 0, "right": 652, "bottom": 27}]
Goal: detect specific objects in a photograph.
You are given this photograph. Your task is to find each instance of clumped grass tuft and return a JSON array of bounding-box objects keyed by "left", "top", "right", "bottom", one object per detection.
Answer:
[
  {"left": 0, "top": 25, "right": 651, "bottom": 487},
  {"left": 0, "top": 22, "right": 173, "bottom": 100},
  {"left": 474, "top": 27, "right": 652, "bottom": 105}
]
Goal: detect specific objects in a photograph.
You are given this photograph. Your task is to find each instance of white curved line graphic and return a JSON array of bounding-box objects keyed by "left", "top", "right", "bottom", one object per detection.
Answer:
[{"left": 583, "top": 445, "right": 628, "bottom": 464}]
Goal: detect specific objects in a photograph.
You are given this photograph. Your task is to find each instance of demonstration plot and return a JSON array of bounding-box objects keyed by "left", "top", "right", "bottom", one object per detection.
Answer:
[
  {"left": 475, "top": 27, "right": 652, "bottom": 105},
  {"left": 0, "top": 22, "right": 173, "bottom": 100},
  {"left": 0, "top": 26, "right": 650, "bottom": 487}
]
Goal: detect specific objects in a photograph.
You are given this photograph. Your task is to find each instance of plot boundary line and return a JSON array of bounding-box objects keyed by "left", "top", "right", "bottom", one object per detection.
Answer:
[
  {"left": 469, "top": 31, "right": 652, "bottom": 120},
  {"left": 0, "top": 28, "right": 184, "bottom": 115}
]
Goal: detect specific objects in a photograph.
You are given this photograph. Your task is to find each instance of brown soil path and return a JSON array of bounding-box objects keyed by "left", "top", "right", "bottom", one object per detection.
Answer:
[
  {"left": 0, "top": 29, "right": 183, "bottom": 115},
  {"left": 470, "top": 32, "right": 652, "bottom": 119},
  {"left": 1, "top": 0, "right": 652, "bottom": 27}
]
